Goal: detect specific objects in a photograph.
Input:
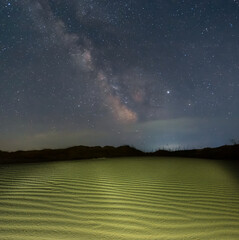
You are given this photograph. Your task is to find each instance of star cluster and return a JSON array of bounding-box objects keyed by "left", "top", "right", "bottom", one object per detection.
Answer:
[{"left": 0, "top": 0, "right": 239, "bottom": 151}]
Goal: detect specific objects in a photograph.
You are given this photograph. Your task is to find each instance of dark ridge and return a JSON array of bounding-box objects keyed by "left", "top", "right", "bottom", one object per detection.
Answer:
[
  {"left": 0, "top": 144, "right": 238, "bottom": 164},
  {"left": 152, "top": 144, "right": 239, "bottom": 161},
  {"left": 0, "top": 145, "right": 145, "bottom": 164}
]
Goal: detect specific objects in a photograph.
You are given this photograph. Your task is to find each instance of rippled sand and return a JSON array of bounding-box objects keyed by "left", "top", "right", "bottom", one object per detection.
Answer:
[{"left": 0, "top": 157, "right": 239, "bottom": 240}]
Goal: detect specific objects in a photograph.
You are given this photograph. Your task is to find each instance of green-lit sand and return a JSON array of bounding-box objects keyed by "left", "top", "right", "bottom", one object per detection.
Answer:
[{"left": 0, "top": 157, "right": 239, "bottom": 240}]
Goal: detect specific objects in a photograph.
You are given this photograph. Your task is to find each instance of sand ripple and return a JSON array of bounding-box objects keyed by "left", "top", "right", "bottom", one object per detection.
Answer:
[{"left": 0, "top": 157, "right": 239, "bottom": 240}]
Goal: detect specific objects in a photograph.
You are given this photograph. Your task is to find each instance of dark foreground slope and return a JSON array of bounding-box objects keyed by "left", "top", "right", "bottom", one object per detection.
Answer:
[{"left": 0, "top": 144, "right": 238, "bottom": 164}]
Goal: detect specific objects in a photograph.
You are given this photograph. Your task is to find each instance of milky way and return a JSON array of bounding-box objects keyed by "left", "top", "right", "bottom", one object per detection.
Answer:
[{"left": 1, "top": 0, "right": 239, "bottom": 151}]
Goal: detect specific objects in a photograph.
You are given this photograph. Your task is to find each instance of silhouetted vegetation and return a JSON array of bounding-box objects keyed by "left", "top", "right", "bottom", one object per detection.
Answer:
[
  {"left": 0, "top": 144, "right": 238, "bottom": 164},
  {"left": 152, "top": 144, "right": 239, "bottom": 161}
]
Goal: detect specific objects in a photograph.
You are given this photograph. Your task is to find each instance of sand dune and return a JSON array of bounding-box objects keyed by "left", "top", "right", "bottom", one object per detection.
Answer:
[{"left": 0, "top": 157, "right": 239, "bottom": 240}]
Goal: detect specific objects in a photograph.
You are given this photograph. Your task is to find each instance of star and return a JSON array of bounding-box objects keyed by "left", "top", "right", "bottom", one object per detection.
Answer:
[{"left": 0, "top": 0, "right": 238, "bottom": 151}]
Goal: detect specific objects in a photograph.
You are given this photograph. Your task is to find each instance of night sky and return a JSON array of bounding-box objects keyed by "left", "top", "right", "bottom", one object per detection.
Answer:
[{"left": 1, "top": 0, "right": 239, "bottom": 151}]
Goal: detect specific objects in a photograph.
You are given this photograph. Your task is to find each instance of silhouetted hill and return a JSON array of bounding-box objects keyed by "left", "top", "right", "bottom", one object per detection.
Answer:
[
  {"left": 152, "top": 144, "right": 239, "bottom": 161},
  {"left": 0, "top": 144, "right": 238, "bottom": 164},
  {"left": 0, "top": 145, "right": 145, "bottom": 164}
]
